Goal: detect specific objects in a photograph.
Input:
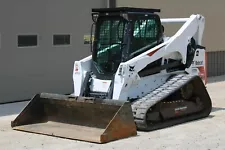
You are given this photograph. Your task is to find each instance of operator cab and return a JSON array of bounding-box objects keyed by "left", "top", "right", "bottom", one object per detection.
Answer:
[{"left": 90, "top": 7, "right": 164, "bottom": 79}]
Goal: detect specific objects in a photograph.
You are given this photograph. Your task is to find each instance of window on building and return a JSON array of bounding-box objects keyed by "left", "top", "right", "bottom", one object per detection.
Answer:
[
  {"left": 18, "top": 35, "right": 38, "bottom": 47},
  {"left": 53, "top": 34, "right": 70, "bottom": 46}
]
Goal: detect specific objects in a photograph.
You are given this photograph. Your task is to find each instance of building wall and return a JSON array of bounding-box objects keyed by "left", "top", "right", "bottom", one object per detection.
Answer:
[
  {"left": 0, "top": 0, "right": 106, "bottom": 103},
  {"left": 207, "top": 51, "right": 225, "bottom": 77},
  {"left": 116, "top": 0, "right": 225, "bottom": 77},
  {"left": 116, "top": 0, "right": 225, "bottom": 52}
]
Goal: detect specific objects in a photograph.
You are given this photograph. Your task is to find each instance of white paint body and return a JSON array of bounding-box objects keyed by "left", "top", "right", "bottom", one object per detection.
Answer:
[{"left": 72, "top": 14, "right": 207, "bottom": 101}]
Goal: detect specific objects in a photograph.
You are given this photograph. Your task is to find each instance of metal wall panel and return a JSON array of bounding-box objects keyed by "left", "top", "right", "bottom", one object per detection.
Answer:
[
  {"left": 207, "top": 51, "right": 225, "bottom": 77},
  {"left": 0, "top": 0, "right": 106, "bottom": 103}
]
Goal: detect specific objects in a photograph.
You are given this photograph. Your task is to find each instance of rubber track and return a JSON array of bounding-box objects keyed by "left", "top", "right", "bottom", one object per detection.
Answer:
[{"left": 131, "top": 74, "right": 196, "bottom": 130}]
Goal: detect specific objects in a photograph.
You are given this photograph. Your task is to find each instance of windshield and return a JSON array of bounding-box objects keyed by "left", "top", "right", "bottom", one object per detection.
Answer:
[
  {"left": 92, "top": 15, "right": 160, "bottom": 75},
  {"left": 93, "top": 16, "right": 128, "bottom": 74}
]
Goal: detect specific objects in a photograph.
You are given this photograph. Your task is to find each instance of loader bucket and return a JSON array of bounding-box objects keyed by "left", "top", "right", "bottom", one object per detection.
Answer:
[{"left": 11, "top": 93, "right": 137, "bottom": 143}]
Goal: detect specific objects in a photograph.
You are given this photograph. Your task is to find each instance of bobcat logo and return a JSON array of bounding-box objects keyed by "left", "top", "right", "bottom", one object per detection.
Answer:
[{"left": 129, "top": 65, "right": 135, "bottom": 72}]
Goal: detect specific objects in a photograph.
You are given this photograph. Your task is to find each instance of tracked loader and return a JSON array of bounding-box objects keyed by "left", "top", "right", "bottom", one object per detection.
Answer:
[{"left": 11, "top": 7, "right": 212, "bottom": 143}]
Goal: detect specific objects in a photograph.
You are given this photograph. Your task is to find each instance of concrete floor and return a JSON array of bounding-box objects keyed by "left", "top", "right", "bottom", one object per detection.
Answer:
[{"left": 1, "top": 75, "right": 225, "bottom": 150}]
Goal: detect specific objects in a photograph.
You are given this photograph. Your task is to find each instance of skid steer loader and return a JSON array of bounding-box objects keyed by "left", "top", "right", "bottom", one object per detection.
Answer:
[{"left": 11, "top": 7, "right": 212, "bottom": 143}]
